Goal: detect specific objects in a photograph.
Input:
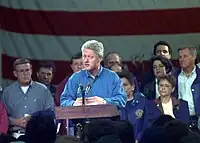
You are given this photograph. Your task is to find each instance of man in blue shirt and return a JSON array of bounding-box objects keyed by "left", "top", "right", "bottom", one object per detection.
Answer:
[{"left": 60, "top": 40, "right": 127, "bottom": 108}]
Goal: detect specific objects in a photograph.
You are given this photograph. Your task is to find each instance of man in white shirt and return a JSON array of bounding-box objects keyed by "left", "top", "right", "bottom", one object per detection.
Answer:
[{"left": 174, "top": 46, "right": 200, "bottom": 130}]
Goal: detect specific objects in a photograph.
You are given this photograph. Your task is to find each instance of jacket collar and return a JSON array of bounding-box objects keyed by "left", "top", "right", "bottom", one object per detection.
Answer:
[
  {"left": 85, "top": 65, "right": 103, "bottom": 79},
  {"left": 154, "top": 96, "right": 180, "bottom": 113},
  {"left": 176, "top": 66, "right": 200, "bottom": 84}
]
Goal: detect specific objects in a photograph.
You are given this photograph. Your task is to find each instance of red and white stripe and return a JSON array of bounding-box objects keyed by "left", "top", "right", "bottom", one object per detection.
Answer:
[{"left": 1, "top": 0, "right": 200, "bottom": 86}]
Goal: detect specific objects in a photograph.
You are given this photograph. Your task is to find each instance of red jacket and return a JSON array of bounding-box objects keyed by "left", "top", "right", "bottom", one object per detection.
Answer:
[
  {"left": 55, "top": 75, "right": 70, "bottom": 106},
  {"left": 0, "top": 101, "right": 8, "bottom": 133}
]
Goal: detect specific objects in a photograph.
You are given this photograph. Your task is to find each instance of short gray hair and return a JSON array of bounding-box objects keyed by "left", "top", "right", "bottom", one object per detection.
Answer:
[
  {"left": 178, "top": 46, "right": 197, "bottom": 57},
  {"left": 81, "top": 40, "right": 104, "bottom": 58}
]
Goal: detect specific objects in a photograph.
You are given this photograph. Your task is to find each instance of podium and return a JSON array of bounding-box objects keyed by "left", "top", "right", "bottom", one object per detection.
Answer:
[{"left": 55, "top": 104, "right": 119, "bottom": 134}]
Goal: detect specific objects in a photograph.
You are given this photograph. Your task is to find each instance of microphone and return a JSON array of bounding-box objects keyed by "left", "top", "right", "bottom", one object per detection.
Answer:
[
  {"left": 85, "top": 85, "right": 91, "bottom": 94},
  {"left": 77, "top": 84, "right": 83, "bottom": 94},
  {"left": 82, "top": 85, "right": 91, "bottom": 105}
]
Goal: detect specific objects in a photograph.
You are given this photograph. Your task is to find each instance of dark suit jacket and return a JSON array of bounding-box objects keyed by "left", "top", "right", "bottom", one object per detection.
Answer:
[
  {"left": 143, "top": 80, "right": 156, "bottom": 100},
  {"left": 46, "top": 84, "right": 57, "bottom": 104}
]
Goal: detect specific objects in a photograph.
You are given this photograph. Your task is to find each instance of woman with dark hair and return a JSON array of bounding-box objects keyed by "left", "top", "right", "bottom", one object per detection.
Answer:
[
  {"left": 117, "top": 70, "right": 157, "bottom": 140},
  {"left": 143, "top": 56, "right": 173, "bottom": 100}
]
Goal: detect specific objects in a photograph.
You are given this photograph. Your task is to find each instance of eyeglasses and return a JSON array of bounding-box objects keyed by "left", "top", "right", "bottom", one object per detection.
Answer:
[{"left": 16, "top": 68, "right": 31, "bottom": 74}]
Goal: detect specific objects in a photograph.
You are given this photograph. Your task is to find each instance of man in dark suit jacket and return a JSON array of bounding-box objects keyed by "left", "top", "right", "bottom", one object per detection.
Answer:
[{"left": 37, "top": 61, "right": 57, "bottom": 102}]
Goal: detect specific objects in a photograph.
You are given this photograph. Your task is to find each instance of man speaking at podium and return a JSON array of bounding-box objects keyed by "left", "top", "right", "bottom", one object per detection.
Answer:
[{"left": 60, "top": 40, "right": 127, "bottom": 108}]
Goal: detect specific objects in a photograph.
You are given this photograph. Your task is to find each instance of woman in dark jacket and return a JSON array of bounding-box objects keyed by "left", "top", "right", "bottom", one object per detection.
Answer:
[
  {"left": 153, "top": 75, "right": 190, "bottom": 124},
  {"left": 143, "top": 56, "right": 173, "bottom": 100},
  {"left": 117, "top": 71, "right": 156, "bottom": 139}
]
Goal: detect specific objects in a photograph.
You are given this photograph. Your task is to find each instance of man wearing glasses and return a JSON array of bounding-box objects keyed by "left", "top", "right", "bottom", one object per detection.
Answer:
[{"left": 1, "top": 58, "right": 54, "bottom": 139}]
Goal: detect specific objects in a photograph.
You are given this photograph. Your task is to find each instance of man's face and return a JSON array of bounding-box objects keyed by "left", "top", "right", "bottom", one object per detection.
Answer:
[
  {"left": 70, "top": 58, "right": 83, "bottom": 73},
  {"left": 37, "top": 67, "right": 53, "bottom": 85},
  {"left": 178, "top": 48, "right": 196, "bottom": 69},
  {"left": 13, "top": 63, "right": 32, "bottom": 85},
  {"left": 156, "top": 45, "right": 171, "bottom": 59},
  {"left": 104, "top": 54, "right": 121, "bottom": 68},
  {"left": 82, "top": 48, "right": 101, "bottom": 72}
]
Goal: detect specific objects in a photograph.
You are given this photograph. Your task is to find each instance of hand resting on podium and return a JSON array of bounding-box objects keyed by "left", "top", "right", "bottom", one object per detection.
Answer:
[{"left": 73, "top": 96, "right": 107, "bottom": 106}]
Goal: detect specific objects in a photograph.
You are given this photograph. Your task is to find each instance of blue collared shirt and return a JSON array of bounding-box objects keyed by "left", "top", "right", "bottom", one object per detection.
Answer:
[{"left": 60, "top": 66, "right": 127, "bottom": 108}]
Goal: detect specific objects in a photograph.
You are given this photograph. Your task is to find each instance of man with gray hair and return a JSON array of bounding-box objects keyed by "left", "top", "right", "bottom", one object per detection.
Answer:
[
  {"left": 60, "top": 40, "right": 127, "bottom": 108},
  {"left": 174, "top": 46, "right": 200, "bottom": 131}
]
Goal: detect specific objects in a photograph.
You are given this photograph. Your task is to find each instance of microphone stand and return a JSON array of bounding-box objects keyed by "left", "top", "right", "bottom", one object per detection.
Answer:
[{"left": 82, "top": 90, "right": 85, "bottom": 106}]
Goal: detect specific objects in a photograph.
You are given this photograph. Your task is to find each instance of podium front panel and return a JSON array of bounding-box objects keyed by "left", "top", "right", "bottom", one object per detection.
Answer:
[{"left": 55, "top": 104, "right": 119, "bottom": 120}]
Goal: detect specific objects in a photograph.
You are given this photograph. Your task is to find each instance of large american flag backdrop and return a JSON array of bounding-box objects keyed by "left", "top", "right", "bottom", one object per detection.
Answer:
[{"left": 1, "top": 0, "right": 200, "bottom": 87}]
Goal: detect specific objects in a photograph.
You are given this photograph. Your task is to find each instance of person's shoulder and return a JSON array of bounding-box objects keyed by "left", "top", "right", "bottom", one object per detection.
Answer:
[
  {"left": 32, "top": 81, "right": 48, "bottom": 90},
  {"left": 135, "top": 92, "right": 146, "bottom": 99},
  {"left": 179, "top": 99, "right": 188, "bottom": 105},
  {"left": 102, "top": 67, "right": 118, "bottom": 77},
  {"left": 143, "top": 80, "right": 155, "bottom": 91},
  {"left": 50, "top": 84, "right": 57, "bottom": 89},
  {"left": 173, "top": 67, "right": 182, "bottom": 76},
  {"left": 68, "top": 70, "right": 85, "bottom": 80},
  {"left": 3, "top": 82, "right": 18, "bottom": 92}
]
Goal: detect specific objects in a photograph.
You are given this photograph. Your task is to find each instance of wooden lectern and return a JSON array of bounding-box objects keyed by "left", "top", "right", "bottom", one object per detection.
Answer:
[{"left": 55, "top": 104, "right": 119, "bottom": 134}]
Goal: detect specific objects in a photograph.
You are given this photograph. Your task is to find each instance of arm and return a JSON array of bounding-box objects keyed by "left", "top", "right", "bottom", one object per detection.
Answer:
[
  {"left": 55, "top": 77, "right": 68, "bottom": 105},
  {"left": 119, "top": 108, "right": 128, "bottom": 120},
  {"left": 104, "top": 75, "right": 127, "bottom": 108},
  {"left": 177, "top": 99, "right": 190, "bottom": 124},
  {"left": 60, "top": 74, "right": 78, "bottom": 106},
  {"left": 1, "top": 90, "right": 27, "bottom": 129},
  {"left": 8, "top": 117, "right": 27, "bottom": 128},
  {"left": 0, "top": 101, "right": 8, "bottom": 134},
  {"left": 43, "top": 88, "right": 55, "bottom": 111}
]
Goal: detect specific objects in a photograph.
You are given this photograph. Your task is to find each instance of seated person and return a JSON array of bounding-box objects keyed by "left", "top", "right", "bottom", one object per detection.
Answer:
[
  {"left": 1, "top": 58, "right": 54, "bottom": 137},
  {"left": 80, "top": 119, "right": 121, "bottom": 143},
  {"left": 25, "top": 110, "right": 57, "bottom": 143},
  {"left": 117, "top": 70, "right": 156, "bottom": 138},
  {"left": 56, "top": 135, "right": 81, "bottom": 143},
  {"left": 139, "top": 126, "right": 171, "bottom": 143},
  {"left": 37, "top": 61, "right": 57, "bottom": 102},
  {"left": 113, "top": 120, "right": 135, "bottom": 143},
  {"left": 153, "top": 75, "right": 190, "bottom": 124},
  {"left": 0, "top": 100, "right": 8, "bottom": 134}
]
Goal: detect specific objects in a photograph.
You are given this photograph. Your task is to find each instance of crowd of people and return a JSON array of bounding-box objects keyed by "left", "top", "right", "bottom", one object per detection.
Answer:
[{"left": 0, "top": 40, "right": 200, "bottom": 143}]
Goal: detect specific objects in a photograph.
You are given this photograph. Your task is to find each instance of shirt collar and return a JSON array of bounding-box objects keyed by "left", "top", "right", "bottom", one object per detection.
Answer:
[
  {"left": 16, "top": 80, "right": 34, "bottom": 88},
  {"left": 155, "top": 78, "right": 158, "bottom": 83},
  {"left": 130, "top": 92, "right": 143, "bottom": 105},
  {"left": 85, "top": 65, "right": 103, "bottom": 79},
  {"left": 155, "top": 96, "right": 179, "bottom": 106},
  {"left": 180, "top": 66, "right": 196, "bottom": 76}
]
